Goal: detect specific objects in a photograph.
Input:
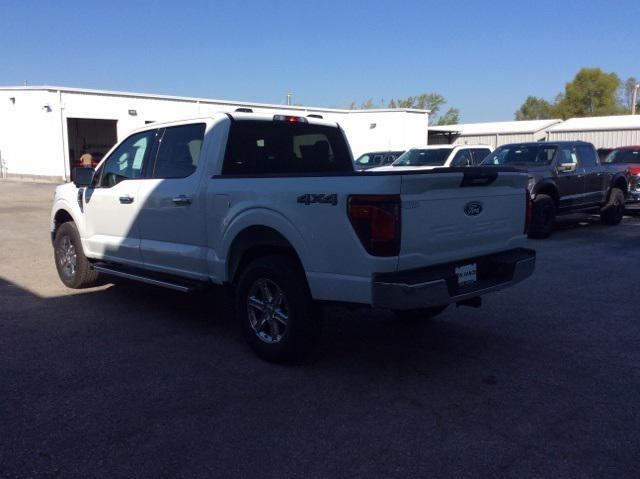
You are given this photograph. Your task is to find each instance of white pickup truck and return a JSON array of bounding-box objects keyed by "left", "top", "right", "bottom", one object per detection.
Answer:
[
  {"left": 51, "top": 113, "right": 535, "bottom": 361},
  {"left": 371, "top": 144, "right": 493, "bottom": 171}
]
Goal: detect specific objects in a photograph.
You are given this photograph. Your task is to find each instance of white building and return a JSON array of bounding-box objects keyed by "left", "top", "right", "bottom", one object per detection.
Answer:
[
  {"left": 0, "top": 86, "right": 429, "bottom": 181},
  {"left": 545, "top": 115, "right": 640, "bottom": 148},
  {"left": 428, "top": 119, "right": 562, "bottom": 148}
]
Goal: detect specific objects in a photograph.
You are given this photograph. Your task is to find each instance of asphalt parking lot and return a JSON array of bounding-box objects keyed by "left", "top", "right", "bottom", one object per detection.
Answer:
[{"left": 1, "top": 180, "right": 639, "bottom": 478}]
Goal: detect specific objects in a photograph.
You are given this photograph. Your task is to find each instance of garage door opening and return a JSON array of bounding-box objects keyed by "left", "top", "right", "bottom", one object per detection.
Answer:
[{"left": 67, "top": 118, "right": 118, "bottom": 174}]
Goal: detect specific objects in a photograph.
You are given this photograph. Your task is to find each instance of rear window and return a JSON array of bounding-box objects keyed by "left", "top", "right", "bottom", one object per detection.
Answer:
[
  {"left": 222, "top": 120, "right": 353, "bottom": 175},
  {"left": 605, "top": 148, "right": 640, "bottom": 164}
]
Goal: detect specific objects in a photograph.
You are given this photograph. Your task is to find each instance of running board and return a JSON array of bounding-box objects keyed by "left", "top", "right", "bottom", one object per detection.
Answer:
[{"left": 92, "top": 264, "right": 197, "bottom": 293}]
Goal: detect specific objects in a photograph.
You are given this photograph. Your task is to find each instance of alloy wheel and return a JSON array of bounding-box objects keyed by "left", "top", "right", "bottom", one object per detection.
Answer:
[
  {"left": 57, "top": 235, "right": 77, "bottom": 279},
  {"left": 247, "top": 278, "right": 289, "bottom": 344}
]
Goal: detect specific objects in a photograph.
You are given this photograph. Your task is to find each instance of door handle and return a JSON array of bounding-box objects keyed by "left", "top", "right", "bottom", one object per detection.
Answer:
[
  {"left": 119, "top": 195, "right": 134, "bottom": 204},
  {"left": 172, "top": 195, "right": 192, "bottom": 206}
]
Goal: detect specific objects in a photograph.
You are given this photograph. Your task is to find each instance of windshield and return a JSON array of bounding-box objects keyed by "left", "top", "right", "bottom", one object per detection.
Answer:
[
  {"left": 392, "top": 148, "right": 451, "bottom": 167},
  {"left": 482, "top": 145, "right": 557, "bottom": 166},
  {"left": 605, "top": 148, "right": 640, "bottom": 164}
]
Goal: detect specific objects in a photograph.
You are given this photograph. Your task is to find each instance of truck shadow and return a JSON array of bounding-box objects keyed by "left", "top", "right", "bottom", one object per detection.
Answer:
[
  {"left": 2, "top": 274, "right": 506, "bottom": 374},
  {"left": 532, "top": 211, "right": 640, "bottom": 239}
]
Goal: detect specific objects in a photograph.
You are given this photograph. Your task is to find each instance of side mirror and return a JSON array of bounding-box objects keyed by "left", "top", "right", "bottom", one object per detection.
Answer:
[
  {"left": 73, "top": 167, "right": 95, "bottom": 187},
  {"left": 557, "top": 163, "right": 576, "bottom": 173}
]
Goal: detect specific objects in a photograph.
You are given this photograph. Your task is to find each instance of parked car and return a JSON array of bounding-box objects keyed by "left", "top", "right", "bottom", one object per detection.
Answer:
[
  {"left": 51, "top": 113, "right": 535, "bottom": 362},
  {"left": 602, "top": 145, "right": 640, "bottom": 207},
  {"left": 481, "top": 141, "right": 629, "bottom": 238},
  {"left": 353, "top": 150, "right": 404, "bottom": 170},
  {"left": 370, "top": 145, "right": 492, "bottom": 171}
]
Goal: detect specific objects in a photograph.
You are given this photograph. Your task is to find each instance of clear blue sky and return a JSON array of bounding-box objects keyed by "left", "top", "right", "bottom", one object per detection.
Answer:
[{"left": 1, "top": 0, "right": 638, "bottom": 122}]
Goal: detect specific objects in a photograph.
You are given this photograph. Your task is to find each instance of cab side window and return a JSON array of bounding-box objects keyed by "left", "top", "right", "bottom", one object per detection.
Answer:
[
  {"left": 450, "top": 149, "right": 473, "bottom": 167},
  {"left": 371, "top": 154, "right": 384, "bottom": 166},
  {"left": 576, "top": 145, "right": 598, "bottom": 167},
  {"left": 99, "top": 130, "right": 156, "bottom": 187},
  {"left": 471, "top": 148, "right": 490, "bottom": 165},
  {"left": 557, "top": 147, "right": 578, "bottom": 167},
  {"left": 153, "top": 123, "right": 206, "bottom": 179}
]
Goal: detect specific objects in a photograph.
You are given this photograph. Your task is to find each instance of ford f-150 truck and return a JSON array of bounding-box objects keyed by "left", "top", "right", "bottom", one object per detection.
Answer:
[
  {"left": 481, "top": 141, "right": 629, "bottom": 238},
  {"left": 51, "top": 113, "right": 535, "bottom": 362}
]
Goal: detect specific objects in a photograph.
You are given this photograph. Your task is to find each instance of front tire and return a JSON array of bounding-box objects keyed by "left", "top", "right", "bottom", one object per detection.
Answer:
[
  {"left": 600, "top": 187, "right": 625, "bottom": 225},
  {"left": 528, "top": 194, "right": 555, "bottom": 239},
  {"left": 53, "top": 222, "right": 98, "bottom": 289},
  {"left": 235, "top": 255, "right": 320, "bottom": 363}
]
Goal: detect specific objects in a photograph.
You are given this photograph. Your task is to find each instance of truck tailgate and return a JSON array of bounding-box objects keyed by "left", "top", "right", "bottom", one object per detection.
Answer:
[{"left": 398, "top": 169, "right": 528, "bottom": 271}]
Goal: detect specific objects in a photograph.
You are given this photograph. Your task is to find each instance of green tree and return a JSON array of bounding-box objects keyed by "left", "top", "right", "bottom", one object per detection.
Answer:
[
  {"left": 389, "top": 93, "right": 453, "bottom": 125},
  {"left": 555, "top": 68, "right": 624, "bottom": 118},
  {"left": 514, "top": 96, "right": 555, "bottom": 120},
  {"left": 361, "top": 98, "right": 374, "bottom": 109},
  {"left": 393, "top": 94, "right": 446, "bottom": 116},
  {"left": 350, "top": 92, "right": 459, "bottom": 124},
  {"left": 436, "top": 107, "right": 460, "bottom": 125},
  {"left": 622, "top": 77, "right": 639, "bottom": 112}
]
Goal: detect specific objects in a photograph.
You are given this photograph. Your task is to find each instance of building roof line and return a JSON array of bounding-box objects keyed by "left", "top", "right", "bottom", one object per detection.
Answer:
[
  {"left": 429, "top": 119, "right": 562, "bottom": 136},
  {"left": 0, "top": 85, "right": 430, "bottom": 114}
]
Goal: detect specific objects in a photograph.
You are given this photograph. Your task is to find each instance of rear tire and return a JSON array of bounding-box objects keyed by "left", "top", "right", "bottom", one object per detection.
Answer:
[
  {"left": 54, "top": 222, "right": 98, "bottom": 289},
  {"left": 235, "top": 255, "right": 320, "bottom": 363},
  {"left": 394, "top": 305, "right": 448, "bottom": 321},
  {"left": 528, "top": 194, "right": 555, "bottom": 239},
  {"left": 600, "top": 187, "right": 625, "bottom": 225}
]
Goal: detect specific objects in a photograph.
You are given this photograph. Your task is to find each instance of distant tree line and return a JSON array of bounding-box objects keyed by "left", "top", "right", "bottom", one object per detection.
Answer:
[
  {"left": 349, "top": 93, "right": 460, "bottom": 125},
  {"left": 515, "top": 68, "right": 639, "bottom": 120}
]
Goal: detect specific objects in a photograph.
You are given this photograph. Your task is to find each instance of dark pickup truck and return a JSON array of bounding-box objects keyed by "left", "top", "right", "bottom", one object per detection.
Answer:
[{"left": 481, "top": 141, "right": 628, "bottom": 238}]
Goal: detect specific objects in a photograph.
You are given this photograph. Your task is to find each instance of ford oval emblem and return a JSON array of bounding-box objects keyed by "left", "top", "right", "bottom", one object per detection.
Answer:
[{"left": 464, "top": 201, "right": 483, "bottom": 216}]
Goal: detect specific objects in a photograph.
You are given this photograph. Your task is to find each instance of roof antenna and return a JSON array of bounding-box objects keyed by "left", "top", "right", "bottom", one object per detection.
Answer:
[{"left": 286, "top": 91, "right": 292, "bottom": 106}]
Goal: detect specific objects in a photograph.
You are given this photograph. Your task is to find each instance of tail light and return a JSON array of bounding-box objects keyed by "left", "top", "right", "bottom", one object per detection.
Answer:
[
  {"left": 629, "top": 166, "right": 640, "bottom": 176},
  {"left": 524, "top": 189, "right": 532, "bottom": 234},
  {"left": 273, "top": 115, "right": 307, "bottom": 123},
  {"left": 347, "top": 195, "right": 401, "bottom": 256}
]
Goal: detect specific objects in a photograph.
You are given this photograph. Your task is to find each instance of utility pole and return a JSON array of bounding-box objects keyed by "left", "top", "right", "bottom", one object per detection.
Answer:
[
  {"left": 286, "top": 91, "right": 292, "bottom": 106},
  {"left": 632, "top": 84, "right": 640, "bottom": 115}
]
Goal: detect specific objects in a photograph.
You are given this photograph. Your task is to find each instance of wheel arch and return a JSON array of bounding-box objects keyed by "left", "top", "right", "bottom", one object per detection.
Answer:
[
  {"left": 227, "top": 225, "right": 305, "bottom": 287},
  {"left": 534, "top": 180, "right": 560, "bottom": 207},
  {"left": 52, "top": 208, "right": 76, "bottom": 243},
  {"left": 611, "top": 174, "right": 628, "bottom": 196}
]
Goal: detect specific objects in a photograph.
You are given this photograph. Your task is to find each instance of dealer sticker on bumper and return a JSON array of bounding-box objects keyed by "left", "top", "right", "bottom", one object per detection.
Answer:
[{"left": 455, "top": 263, "right": 477, "bottom": 287}]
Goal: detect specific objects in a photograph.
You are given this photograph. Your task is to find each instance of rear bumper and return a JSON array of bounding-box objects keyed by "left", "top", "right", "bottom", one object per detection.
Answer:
[
  {"left": 626, "top": 187, "right": 640, "bottom": 206},
  {"left": 627, "top": 176, "right": 640, "bottom": 205},
  {"left": 372, "top": 248, "right": 536, "bottom": 310}
]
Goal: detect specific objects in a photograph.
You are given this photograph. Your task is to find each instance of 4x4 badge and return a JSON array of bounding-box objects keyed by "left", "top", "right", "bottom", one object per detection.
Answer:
[
  {"left": 297, "top": 194, "right": 338, "bottom": 206},
  {"left": 464, "top": 201, "right": 483, "bottom": 216}
]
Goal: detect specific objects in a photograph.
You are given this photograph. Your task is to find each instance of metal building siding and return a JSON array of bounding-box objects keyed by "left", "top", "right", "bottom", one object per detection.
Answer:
[
  {"left": 453, "top": 133, "right": 539, "bottom": 148},
  {"left": 453, "top": 134, "right": 496, "bottom": 146},
  {"left": 546, "top": 129, "right": 640, "bottom": 148}
]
